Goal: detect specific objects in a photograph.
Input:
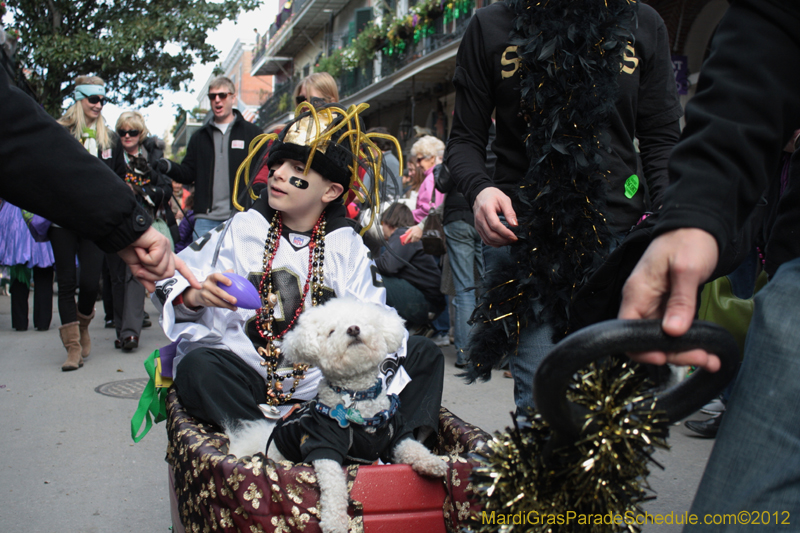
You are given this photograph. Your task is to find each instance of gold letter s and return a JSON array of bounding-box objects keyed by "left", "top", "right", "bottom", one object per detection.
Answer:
[
  {"left": 501, "top": 45, "right": 520, "bottom": 79},
  {"left": 621, "top": 43, "right": 639, "bottom": 74}
]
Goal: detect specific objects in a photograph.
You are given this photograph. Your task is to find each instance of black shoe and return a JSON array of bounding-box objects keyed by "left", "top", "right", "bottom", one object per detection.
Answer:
[
  {"left": 105, "top": 319, "right": 115, "bottom": 329},
  {"left": 685, "top": 412, "right": 723, "bottom": 438},
  {"left": 143, "top": 311, "right": 150, "bottom": 320},
  {"left": 121, "top": 335, "right": 139, "bottom": 352},
  {"left": 114, "top": 339, "right": 122, "bottom": 349},
  {"left": 142, "top": 319, "right": 152, "bottom": 328}
]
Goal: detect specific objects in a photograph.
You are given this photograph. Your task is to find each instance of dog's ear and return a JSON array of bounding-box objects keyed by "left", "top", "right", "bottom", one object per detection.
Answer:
[
  {"left": 280, "top": 309, "right": 323, "bottom": 366},
  {"left": 379, "top": 305, "right": 406, "bottom": 354}
]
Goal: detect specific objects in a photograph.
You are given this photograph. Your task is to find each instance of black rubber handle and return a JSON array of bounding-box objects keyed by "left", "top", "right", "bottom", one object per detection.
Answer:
[{"left": 533, "top": 319, "right": 739, "bottom": 440}]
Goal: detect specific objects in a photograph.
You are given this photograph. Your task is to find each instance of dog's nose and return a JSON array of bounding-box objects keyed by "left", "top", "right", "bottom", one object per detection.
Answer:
[{"left": 346, "top": 325, "right": 360, "bottom": 337}]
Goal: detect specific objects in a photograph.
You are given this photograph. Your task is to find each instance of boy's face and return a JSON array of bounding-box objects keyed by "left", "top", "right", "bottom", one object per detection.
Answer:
[{"left": 267, "top": 159, "right": 343, "bottom": 224}]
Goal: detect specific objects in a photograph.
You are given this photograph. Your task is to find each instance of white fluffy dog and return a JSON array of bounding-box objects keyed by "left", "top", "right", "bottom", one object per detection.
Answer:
[{"left": 266, "top": 298, "right": 448, "bottom": 533}]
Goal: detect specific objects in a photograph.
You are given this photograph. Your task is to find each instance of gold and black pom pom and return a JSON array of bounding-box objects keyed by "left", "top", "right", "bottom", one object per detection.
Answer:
[{"left": 469, "top": 356, "right": 669, "bottom": 533}]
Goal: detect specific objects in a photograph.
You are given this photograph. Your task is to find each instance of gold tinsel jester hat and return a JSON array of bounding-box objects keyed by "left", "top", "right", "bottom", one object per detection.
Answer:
[{"left": 233, "top": 102, "right": 402, "bottom": 233}]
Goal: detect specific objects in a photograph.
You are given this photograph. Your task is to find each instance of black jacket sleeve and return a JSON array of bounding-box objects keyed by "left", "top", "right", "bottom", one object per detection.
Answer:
[
  {"left": 165, "top": 130, "right": 200, "bottom": 185},
  {"left": 445, "top": 12, "right": 496, "bottom": 208},
  {"left": 373, "top": 231, "right": 413, "bottom": 276},
  {"left": 765, "top": 149, "right": 800, "bottom": 277},
  {"left": 656, "top": 0, "right": 800, "bottom": 259},
  {"left": 0, "top": 69, "right": 151, "bottom": 252}
]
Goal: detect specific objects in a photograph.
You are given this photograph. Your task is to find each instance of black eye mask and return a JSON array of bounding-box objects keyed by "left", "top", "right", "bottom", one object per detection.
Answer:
[{"left": 289, "top": 176, "right": 309, "bottom": 189}]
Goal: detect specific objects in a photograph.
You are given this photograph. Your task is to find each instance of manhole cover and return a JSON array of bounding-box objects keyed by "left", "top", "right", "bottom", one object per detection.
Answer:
[{"left": 95, "top": 378, "right": 149, "bottom": 399}]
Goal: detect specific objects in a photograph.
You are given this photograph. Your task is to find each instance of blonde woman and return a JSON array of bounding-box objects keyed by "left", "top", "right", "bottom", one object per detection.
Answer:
[
  {"left": 52, "top": 75, "right": 121, "bottom": 371},
  {"left": 107, "top": 111, "right": 174, "bottom": 352},
  {"left": 293, "top": 72, "right": 339, "bottom": 107}
]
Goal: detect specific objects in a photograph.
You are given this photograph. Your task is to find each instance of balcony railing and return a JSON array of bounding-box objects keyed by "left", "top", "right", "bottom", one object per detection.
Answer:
[
  {"left": 339, "top": 63, "right": 375, "bottom": 100},
  {"left": 257, "top": 76, "right": 300, "bottom": 129},
  {"left": 381, "top": 9, "right": 472, "bottom": 78},
  {"left": 252, "top": 0, "right": 309, "bottom": 69},
  {"left": 254, "top": 5, "right": 474, "bottom": 127}
]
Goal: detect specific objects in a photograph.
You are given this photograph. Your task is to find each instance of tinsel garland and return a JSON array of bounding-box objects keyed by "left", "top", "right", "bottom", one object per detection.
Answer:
[
  {"left": 465, "top": 0, "right": 638, "bottom": 381},
  {"left": 469, "top": 356, "right": 669, "bottom": 532}
]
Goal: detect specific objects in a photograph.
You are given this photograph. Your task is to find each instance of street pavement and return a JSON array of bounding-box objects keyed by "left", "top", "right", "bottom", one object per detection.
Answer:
[{"left": 0, "top": 293, "right": 715, "bottom": 532}]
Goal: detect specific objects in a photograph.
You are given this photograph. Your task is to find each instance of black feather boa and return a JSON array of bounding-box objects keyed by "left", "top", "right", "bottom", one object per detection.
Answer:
[{"left": 466, "top": 0, "right": 638, "bottom": 382}]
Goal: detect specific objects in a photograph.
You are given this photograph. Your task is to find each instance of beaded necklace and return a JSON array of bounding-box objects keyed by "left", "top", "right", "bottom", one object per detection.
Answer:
[{"left": 255, "top": 211, "right": 326, "bottom": 406}]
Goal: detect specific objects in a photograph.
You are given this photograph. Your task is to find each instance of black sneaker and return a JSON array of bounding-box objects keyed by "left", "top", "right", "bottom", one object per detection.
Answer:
[{"left": 105, "top": 319, "right": 115, "bottom": 329}]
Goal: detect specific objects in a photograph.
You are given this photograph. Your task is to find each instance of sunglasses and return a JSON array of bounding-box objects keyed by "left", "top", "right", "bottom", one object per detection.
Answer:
[
  {"left": 208, "top": 92, "right": 232, "bottom": 101},
  {"left": 79, "top": 92, "right": 105, "bottom": 105},
  {"left": 118, "top": 129, "right": 141, "bottom": 138},
  {"left": 295, "top": 95, "right": 327, "bottom": 107}
]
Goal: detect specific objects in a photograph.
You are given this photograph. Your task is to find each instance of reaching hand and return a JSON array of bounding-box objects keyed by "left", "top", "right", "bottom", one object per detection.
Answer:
[
  {"left": 401, "top": 225, "right": 422, "bottom": 244},
  {"left": 473, "top": 187, "right": 518, "bottom": 247},
  {"left": 182, "top": 271, "right": 239, "bottom": 311},
  {"left": 117, "top": 227, "right": 201, "bottom": 292},
  {"left": 156, "top": 158, "right": 171, "bottom": 174},
  {"left": 618, "top": 228, "right": 721, "bottom": 372}
]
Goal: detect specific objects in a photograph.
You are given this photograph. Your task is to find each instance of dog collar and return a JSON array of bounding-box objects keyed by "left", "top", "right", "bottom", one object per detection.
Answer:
[
  {"left": 329, "top": 379, "right": 383, "bottom": 402},
  {"left": 315, "top": 394, "right": 400, "bottom": 429}
]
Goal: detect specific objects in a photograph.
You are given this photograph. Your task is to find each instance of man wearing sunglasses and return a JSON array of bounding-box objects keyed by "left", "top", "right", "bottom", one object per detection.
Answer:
[{"left": 159, "top": 76, "right": 262, "bottom": 237}]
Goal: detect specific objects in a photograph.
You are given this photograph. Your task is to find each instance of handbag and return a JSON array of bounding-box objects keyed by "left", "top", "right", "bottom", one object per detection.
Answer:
[
  {"left": 421, "top": 189, "right": 446, "bottom": 256},
  {"left": 697, "top": 271, "right": 768, "bottom": 359}
]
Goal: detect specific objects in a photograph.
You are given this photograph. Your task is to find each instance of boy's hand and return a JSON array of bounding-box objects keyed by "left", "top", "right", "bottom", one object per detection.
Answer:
[{"left": 183, "top": 271, "right": 239, "bottom": 311}]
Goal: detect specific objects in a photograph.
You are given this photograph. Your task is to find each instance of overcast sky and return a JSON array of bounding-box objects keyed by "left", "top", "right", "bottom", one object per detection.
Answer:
[{"left": 103, "top": 3, "right": 279, "bottom": 140}]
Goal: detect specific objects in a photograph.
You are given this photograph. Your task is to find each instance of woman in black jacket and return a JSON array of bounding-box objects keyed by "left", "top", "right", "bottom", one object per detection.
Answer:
[{"left": 109, "top": 110, "right": 175, "bottom": 352}]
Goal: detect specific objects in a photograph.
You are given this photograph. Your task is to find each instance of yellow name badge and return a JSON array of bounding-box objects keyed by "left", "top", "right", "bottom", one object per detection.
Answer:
[{"left": 155, "top": 357, "right": 174, "bottom": 389}]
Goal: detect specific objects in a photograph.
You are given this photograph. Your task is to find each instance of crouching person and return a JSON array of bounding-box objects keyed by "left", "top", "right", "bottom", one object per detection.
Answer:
[{"left": 152, "top": 103, "right": 444, "bottom": 457}]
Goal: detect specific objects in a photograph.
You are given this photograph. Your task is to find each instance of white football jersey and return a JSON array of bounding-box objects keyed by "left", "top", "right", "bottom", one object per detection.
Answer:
[{"left": 153, "top": 202, "right": 408, "bottom": 416}]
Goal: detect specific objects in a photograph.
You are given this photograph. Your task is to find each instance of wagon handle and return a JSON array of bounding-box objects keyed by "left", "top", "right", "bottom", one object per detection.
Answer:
[{"left": 533, "top": 319, "right": 739, "bottom": 440}]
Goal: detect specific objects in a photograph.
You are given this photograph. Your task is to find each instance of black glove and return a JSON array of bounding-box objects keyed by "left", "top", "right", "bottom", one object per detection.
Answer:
[{"left": 156, "top": 158, "right": 171, "bottom": 174}]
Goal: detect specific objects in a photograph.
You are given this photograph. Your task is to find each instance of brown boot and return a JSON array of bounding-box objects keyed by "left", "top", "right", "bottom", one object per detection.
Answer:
[
  {"left": 76, "top": 310, "right": 94, "bottom": 358},
  {"left": 59, "top": 322, "right": 83, "bottom": 371}
]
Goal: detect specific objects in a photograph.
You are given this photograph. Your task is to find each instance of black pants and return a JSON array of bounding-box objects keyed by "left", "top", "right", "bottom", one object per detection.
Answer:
[
  {"left": 49, "top": 226, "right": 103, "bottom": 324},
  {"left": 10, "top": 266, "right": 54, "bottom": 331},
  {"left": 175, "top": 335, "right": 445, "bottom": 435}
]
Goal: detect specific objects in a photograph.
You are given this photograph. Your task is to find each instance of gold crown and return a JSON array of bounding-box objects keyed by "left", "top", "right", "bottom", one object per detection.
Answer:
[{"left": 233, "top": 102, "right": 403, "bottom": 234}]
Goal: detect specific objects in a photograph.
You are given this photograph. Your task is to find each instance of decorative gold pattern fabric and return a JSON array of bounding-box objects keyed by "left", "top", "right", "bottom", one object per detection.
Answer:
[{"left": 166, "top": 390, "right": 489, "bottom": 532}]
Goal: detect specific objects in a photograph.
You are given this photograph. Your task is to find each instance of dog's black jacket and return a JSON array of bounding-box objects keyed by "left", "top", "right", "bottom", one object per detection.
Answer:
[{"left": 272, "top": 400, "right": 412, "bottom": 465}]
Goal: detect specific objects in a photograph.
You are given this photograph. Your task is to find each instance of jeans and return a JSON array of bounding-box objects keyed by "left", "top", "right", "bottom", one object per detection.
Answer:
[
  {"left": 431, "top": 300, "right": 450, "bottom": 336},
  {"left": 686, "top": 257, "right": 800, "bottom": 530},
  {"left": 482, "top": 240, "right": 554, "bottom": 414},
  {"left": 445, "top": 220, "right": 484, "bottom": 364},
  {"left": 193, "top": 218, "right": 225, "bottom": 238},
  {"left": 481, "top": 217, "right": 622, "bottom": 414},
  {"left": 727, "top": 247, "right": 760, "bottom": 299},
  {"left": 382, "top": 276, "right": 441, "bottom": 327}
]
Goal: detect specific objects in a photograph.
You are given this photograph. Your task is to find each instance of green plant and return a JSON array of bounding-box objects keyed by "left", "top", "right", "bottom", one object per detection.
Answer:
[
  {"left": 313, "top": 0, "right": 474, "bottom": 75},
  {"left": 277, "top": 92, "right": 291, "bottom": 113}
]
